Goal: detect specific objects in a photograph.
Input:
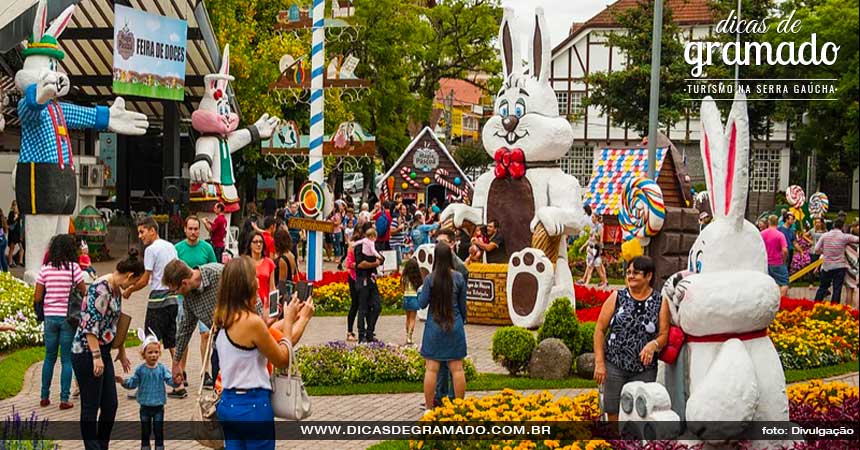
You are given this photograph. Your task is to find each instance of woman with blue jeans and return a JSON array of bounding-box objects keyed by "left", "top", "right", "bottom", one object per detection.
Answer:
[
  {"left": 34, "top": 234, "right": 87, "bottom": 409},
  {"left": 213, "top": 256, "right": 314, "bottom": 450}
]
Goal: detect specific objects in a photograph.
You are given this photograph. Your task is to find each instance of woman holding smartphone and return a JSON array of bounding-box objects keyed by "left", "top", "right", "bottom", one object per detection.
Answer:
[{"left": 214, "top": 256, "right": 314, "bottom": 450}]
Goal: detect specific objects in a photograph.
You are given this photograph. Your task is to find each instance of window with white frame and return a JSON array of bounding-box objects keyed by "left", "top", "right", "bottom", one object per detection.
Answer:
[
  {"left": 558, "top": 145, "right": 593, "bottom": 186},
  {"left": 570, "top": 92, "right": 585, "bottom": 116},
  {"left": 750, "top": 147, "right": 782, "bottom": 192},
  {"left": 556, "top": 91, "right": 569, "bottom": 116}
]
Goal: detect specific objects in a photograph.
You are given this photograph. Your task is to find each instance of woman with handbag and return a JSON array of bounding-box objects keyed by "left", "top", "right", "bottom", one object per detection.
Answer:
[
  {"left": 592, "top": 256, "right": 669, "bottom": 422},
  {"left": 71, "top": 249, "right": 145, "bottom": 450},
  {"left": 213, "top": 256, "right": 314, "bottom": 450},
  {"left": 34, "top": 234, "right": 87, "bottom": 409}
]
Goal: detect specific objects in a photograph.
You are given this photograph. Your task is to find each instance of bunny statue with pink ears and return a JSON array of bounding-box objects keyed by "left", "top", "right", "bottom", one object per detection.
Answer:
[
  {"left": 188, "top": 45, "right": 280, "bottom": 238},
  {"left": 441, "top": 8, "right": 588, "bottom": 328},
  {"left": 658, "top": 91, "right": 788, "bottom": 443},
  {"left": 13, "top": 0, "right": 148, "bottom": 283}
]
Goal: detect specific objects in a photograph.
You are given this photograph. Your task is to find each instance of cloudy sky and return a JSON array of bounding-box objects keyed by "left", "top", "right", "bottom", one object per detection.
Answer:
[{"left": 500, "top": 0, "right": 611, "bottom": 48}]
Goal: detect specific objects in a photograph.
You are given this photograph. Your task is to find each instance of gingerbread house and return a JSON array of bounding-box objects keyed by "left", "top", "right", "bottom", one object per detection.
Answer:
[{"left": 377, "top": 127, "right": 474, "bottom": 206}]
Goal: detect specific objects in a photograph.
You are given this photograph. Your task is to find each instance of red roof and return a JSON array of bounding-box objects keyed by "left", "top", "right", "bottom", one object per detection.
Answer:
[
  {"left": 435, "top": 78, "right": 484, "bottom": 107},
  {"left": 553, "top": 0, "right": 715, "bottom": 54}
]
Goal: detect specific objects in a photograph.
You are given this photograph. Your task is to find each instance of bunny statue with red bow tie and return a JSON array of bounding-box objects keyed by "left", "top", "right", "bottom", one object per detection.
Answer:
[{"left": 440, "top": 8, "right": 588, "bottom": 328}]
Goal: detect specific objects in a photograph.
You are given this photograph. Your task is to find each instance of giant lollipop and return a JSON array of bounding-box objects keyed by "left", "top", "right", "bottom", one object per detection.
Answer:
[
  {"left": 808, "top": 192, "right": 829, "bottom": 217},
  {"left": 619, "top": 177, "right": 666, "bottom": 246},
  {"left": 786, "top": 185, "right": 806, "bottom": 222}
]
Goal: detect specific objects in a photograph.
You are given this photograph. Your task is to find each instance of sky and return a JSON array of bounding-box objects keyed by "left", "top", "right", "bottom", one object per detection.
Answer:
[{"left": 500, "top": 0, "right": 612, "bottom": 48}]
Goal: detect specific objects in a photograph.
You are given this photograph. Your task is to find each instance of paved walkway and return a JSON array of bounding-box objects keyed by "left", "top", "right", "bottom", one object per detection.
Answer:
[{"left": 2, "top": 260, "right": 857, "bottom": 450}]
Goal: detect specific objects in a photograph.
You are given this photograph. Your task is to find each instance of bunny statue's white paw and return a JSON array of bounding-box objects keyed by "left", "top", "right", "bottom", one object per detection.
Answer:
[
  {"left": 530, "top": 206, "right": 565, "bottom": 236},
  {"left": 253, "top": 113, "right": 280, "bottom": 139},
  {"left": 440, "top": 203, "right": 482, "bottom": 228},
  {"left": 618, "top": 381, "right": 681, "bottom": 440},
  {"left": 108, "top": 97, "right": 149, "bottom": 135},
  {"left": 189, "top": 160, "right": 212, "bottom": 184},
  {"left": 506, "top": 248, "right": 553, "bottom": 328},
  {"left": 413, "top": 244, "right": 436, "bottom": 322}
]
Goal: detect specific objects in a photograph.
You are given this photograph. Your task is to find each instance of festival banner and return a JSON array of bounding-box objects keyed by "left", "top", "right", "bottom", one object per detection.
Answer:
[{"left": 112, "top": 4, "right": 187, "bottom": 101}]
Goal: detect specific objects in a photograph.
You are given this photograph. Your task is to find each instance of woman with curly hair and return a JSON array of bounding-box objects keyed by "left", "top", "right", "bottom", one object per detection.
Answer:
[{"left": 35, "top": 234, "right": 87, "bottom": 409}]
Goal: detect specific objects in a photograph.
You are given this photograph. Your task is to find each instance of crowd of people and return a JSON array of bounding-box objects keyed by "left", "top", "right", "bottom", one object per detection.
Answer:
[{"left": 760, "top": 211, "right": 859, "bottom": 306}]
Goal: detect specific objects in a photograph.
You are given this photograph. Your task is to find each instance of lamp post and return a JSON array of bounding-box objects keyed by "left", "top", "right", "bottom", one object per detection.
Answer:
[{"left": 646, "top": 0, "right": 664, "bottom": 180}]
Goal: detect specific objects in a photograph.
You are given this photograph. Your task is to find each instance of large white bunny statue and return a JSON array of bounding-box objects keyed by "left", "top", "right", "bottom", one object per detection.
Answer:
[
  {"left": 188, "top": 44, "right": 279, "bottom": 242},
  {"left": 440, "top": 8, "right": 588, "bottom": 328},
  {"left": 653, "top": 91, "right": 788, "bottom": 444},
  {"left": 13, "top": 0, "right": 148, "bottom": 283}
]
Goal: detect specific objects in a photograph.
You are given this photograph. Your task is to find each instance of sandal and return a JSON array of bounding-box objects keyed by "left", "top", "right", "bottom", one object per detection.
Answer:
[{"left": 346, "top": 332, "right": 357, "bottom": 342}]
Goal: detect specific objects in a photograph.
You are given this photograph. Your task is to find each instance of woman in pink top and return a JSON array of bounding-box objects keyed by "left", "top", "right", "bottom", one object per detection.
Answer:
[
  {"left": 345, "top": 226, "right": 364, "bottom": 341},
  {"left": 34, "top": 234, "right": 87, "bottom": 409}
]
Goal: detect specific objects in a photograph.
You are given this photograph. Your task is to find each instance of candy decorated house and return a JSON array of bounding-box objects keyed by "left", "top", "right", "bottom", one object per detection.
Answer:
[
  {"left": 585, "top": 139, "right": 699, "bottom": 284},
  {"left": 377, "top": 127, "right": 474, "bottom": 206}
]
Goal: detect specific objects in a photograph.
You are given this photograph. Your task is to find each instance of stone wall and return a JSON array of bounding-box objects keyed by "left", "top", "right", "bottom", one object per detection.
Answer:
[{"left": 465, "top": 263, "right": 512, "bottom": 326}]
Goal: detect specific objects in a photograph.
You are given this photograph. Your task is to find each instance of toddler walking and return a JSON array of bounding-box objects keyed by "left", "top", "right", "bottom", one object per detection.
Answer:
[{"left": 116, "top": 329, "right": 177, "bottom": 450}]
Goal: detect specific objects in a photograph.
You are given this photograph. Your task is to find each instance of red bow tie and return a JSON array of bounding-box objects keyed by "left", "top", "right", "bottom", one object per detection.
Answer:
[{"left": 494, "top": 147, "right": 526, "bottom": 179}]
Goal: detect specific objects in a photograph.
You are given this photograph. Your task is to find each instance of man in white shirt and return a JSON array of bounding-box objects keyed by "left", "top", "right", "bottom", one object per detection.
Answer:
[{"left": 123, "top": 216, "right": 186, "bottom": 397}]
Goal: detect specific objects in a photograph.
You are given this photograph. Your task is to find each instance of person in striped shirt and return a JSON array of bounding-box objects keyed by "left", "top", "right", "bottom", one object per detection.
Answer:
[
  {"left": 34, "top": 233, "right": 86, "bottom": 409},
  {"left": 813, "top": 218, "right": 859, "bottom": 303}
]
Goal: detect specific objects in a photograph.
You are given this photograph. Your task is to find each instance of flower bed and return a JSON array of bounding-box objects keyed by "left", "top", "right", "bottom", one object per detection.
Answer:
[
  {"left": 0, "top": 273, "right": 43, "bottom": 352},
  {"left": 295, "top": 340, "right": 477, "bottom": 386},
  {"left": 310, "top": 273, "right": 403, "bottom": 312},
  {"left": 769, "top": 303, "right": 859, "bottom": 370},
  {"left": 415, "top": 389, "right": 609, "bottom": 450},
  {"left": 411, "top": 380, "right": 858, "bottom": 450}
]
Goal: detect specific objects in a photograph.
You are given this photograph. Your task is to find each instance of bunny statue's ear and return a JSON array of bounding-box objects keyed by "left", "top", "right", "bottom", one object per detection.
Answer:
[
  {"left": 528, "top": 7, "right": 551, "bottom": 83},
  {"left": 499, "top": 8, "right": 520, "bottom": 80},
  {"left": 217, "top": 44, "right": 230, "bottom": 91},
  {"left": 32, "top": 0, "right": 48, "bottom": 43},
  {"left": 136, "top": 328, "right": 146, "bottom": 343},
  {"left": 699, "top": 91, "right": 750, "bottom": 229},
  {"left": 45, "top": 4, "right": 76, "bottom": 39}
]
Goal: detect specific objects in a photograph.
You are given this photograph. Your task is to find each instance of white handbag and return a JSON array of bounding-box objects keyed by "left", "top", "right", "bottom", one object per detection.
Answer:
[{"left": 270, "top": 338, "right": 312, "bottom": 420}]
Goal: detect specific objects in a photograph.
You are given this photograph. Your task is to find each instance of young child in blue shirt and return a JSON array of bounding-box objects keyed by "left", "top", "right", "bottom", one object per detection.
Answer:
[{"left": 116, "top": 329, "right": 177, "bottom": 450}]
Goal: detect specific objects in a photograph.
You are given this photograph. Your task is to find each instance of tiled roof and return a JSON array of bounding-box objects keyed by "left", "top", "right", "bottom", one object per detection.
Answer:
[
  {"left": 554, "top": 0, "right": 715, "bottom": 54},
  {"left": 435, "top": 78, "right": 484, "bottom": 107},
  {"left": 585, "top": 147, "right": 668, "bottom": 215}
]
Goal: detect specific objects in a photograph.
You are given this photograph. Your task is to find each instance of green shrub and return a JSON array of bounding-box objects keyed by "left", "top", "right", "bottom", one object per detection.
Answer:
[
  {"left": 577, "top": 322, "right": 597, "bottom": 355},
  {"left": 537, "top": 298, "right": 579, "bottom": 354},
  {"left": 491, "top": 327, "right": 536, "bottom": 375},
  {"left": 295, "top": 341, "right": 477, "bottom": 386}
]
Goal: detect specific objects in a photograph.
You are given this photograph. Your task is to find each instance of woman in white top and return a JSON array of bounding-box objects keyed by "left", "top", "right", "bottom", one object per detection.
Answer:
[{"left": 213, "top": 256, "right": 314, "bottom": 450}]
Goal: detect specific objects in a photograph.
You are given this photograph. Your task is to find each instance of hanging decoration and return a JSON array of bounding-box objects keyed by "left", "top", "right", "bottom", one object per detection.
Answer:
[{"left": 299, "top": 181, "right": 325, "bottom": 218}]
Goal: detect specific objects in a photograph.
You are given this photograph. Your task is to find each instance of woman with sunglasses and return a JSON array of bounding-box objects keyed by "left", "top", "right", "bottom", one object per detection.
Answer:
[
  {"left": 243, "top": 231, "right": 276, "bottom": 321},
  {"left": 592, "top": 256, "right": 669, "bottom": 421}
]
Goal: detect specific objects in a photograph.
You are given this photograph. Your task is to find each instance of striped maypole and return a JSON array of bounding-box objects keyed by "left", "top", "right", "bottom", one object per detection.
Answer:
[{"left": 307, "top": 0, "right": 325, "bottom": 281}]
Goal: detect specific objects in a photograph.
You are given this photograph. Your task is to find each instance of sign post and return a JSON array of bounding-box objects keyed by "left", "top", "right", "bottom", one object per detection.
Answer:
[{"left": 306, "top": 0, "right": 326, "bottom": 281}]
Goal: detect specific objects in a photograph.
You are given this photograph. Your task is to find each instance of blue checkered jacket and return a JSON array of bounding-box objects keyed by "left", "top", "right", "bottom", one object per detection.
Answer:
[
  {"left": 121, "top": 362, "right": 178, "bottom": 407},
  {"left": 17, "top": 84, "right": 110, "bottom": 164}
]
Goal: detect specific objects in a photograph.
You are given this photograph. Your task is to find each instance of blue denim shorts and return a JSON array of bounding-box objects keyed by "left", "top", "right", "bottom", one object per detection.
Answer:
[{"left": 767, "top": 264, "right": 789, "bottom": 286}]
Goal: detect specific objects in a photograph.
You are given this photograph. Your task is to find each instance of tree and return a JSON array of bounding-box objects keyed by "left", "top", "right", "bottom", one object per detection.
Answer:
[
  {"left": 453, "top": 140, "right": 493, "bottom": 174},
  {"left": 761, "top": 0, "right": 859, "bottom": 183},
  {"left": 584, "top": 0, "right": 690, "bottom": 136}
]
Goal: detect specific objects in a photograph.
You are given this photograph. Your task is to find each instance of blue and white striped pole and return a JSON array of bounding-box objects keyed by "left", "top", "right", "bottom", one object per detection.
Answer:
[{"left": 307, "top": 0, "right": 325, "bottom": 281}]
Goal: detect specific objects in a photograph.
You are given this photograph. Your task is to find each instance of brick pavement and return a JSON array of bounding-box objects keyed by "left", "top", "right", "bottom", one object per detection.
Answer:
[{"left": 2, "top": 260, "right": 857, "bottom": 450}]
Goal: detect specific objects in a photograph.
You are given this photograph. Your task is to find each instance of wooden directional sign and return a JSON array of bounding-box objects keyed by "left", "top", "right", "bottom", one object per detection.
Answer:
[{"left": 288, "top": 217, "right": 335, "bottom": 233}]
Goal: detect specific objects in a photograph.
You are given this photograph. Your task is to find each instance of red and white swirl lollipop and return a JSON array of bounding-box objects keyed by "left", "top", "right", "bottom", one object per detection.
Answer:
[{"left": 785, "top": 185, "right": 806, "bottom": 209}]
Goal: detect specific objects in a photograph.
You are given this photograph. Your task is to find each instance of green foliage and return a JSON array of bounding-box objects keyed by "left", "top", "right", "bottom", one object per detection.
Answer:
[
  {"left": 295, "top": 341, "right": 477, "bottom": 386},
  {"left": 536, "top": 298, "right": 580, "bottom": 355},
  {"left": 453, "top": 140, "right": 493, "bottom": 173},
  {"left": 491, "top": 326, "right": 536, "bottom": 375},
  {"left": 577, "top": 322, "right": 597, "bottom": 356},
  {"left": 0, "top": 347, "right": 45, "bottom": 400},
  {"left": 584, "top": 0, "right": 689, "bottom": 136},
  {"left": 567, "top": 229, "right": 590, "bottom": 261},
  {"left": 761, "top": 0, "right": 859, "bottom": 180}
]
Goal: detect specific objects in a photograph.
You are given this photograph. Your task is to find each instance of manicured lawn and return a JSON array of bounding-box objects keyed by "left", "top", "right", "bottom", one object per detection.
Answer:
[
  {"left": 0, "top": 336, "right": 142, "bottom": 400},
  {"left": 307, "top": 373, "right": 597, "bottom": 396},
  {"left": 785, "top": 360, "right": 859, "bottom": 383}
]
